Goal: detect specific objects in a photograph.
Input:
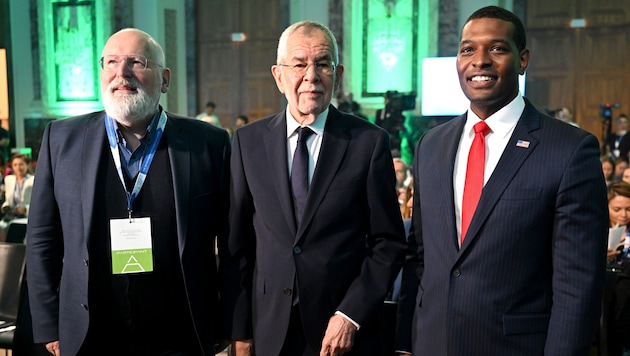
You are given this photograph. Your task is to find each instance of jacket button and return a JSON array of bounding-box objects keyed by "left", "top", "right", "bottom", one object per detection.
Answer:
[
  {"left": 83, "top": 259, "right": 89, "bottom": 266},
  {"left": 293, "top": 246, "right": 302, "bottom": 254},
  {"left": 453, "top": 268, "right": 461, "bottom": 277},
  {"left": 283, "top": 288, "right": 292, "bottom": 296}
]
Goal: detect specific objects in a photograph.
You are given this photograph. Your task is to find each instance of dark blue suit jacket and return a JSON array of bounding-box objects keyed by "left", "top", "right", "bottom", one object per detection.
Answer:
[
  {"left": 223, "top": 106, "right": 406, "bottom": 355},
  {"left": 26, "top": 111, "right": 230, "bottom": 355},
  {"left": 396, "top": 99, "right": 608, "bottom": 355}
]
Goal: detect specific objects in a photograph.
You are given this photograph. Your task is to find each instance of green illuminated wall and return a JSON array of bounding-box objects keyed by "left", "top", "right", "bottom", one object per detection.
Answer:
[
  {"left": 53, "top": 0, "right": 98, "bottom": 101},
  {"left": 348, "top": 0, "right": 437, "bottom": 107},
  {"left": 347, "top": 0, "right": 437, "bottom": 164},
  {"left": 362, "top": 0, "right": 418, "bottom": 97},
  {"left": 38, "top": 0, "right": 111, "bottom": 117}
]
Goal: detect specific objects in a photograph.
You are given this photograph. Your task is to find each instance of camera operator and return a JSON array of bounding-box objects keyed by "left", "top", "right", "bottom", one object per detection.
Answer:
[
  {"left": 375, "top": 91, "right": 411, "bottom": 151},
  {"left": 607, "top": 113, "right": 629, "bottom": 159}
]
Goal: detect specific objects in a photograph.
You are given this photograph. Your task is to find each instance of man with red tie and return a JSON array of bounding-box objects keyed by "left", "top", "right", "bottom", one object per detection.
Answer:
[{"left": 395, "top": 6, "right": 608, "bottom": 355}]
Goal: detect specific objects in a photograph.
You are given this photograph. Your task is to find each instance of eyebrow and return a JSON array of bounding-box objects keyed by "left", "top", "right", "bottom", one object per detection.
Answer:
[
  {"left": 288, "top": 53, "right": 332, "bottom": 62},
  {"left": 460, "top": 38, "right": 512, "bottom": 46}
]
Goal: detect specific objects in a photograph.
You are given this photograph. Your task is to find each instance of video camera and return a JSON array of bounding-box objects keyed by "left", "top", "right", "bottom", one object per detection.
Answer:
[
  {"left": 386, "top": 91, "right": 417, "bottom": 112},
  {"left": 600, "top": 102, "right": 620, "bottom": 119}
]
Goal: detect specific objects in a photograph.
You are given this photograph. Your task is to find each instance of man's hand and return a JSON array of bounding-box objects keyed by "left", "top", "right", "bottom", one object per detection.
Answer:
[
  {"left": 45, "top": 340, "right": 60, "bottom": 356},
  {"left": 320, "top": 314, "right": 357, "bottom": 356},
  {"left": 232, "top": 339, "right": 254, "bottom": 356}
]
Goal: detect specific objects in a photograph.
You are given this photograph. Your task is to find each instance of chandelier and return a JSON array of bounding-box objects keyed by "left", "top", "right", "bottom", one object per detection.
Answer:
[{"left": 371, "top": 0, "right": 407, "bottom": 71}]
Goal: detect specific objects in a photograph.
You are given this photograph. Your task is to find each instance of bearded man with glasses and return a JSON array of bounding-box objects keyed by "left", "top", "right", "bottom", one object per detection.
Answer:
[
  {"left": 223, "top": 20, "right": 406, "bottom": 356},
  {"left": 27, "top": 28, "right": 230, "bottom": 355}
]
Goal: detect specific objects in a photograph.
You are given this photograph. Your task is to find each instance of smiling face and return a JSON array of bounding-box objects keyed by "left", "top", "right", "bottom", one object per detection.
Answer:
[
  {"left": 457, "top": 17, "right": 529, "bottom": 119},
  {"left": 100, "top": 29, "right": 170, "bottom": 126},
  {"left": 271, "top": 26, "right": 344, "bottom": 125}
]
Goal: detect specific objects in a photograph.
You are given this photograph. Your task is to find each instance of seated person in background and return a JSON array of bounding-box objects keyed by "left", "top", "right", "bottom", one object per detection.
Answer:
[
  {"left": 603, "top": 155, "right": 616, "bottom": 186},
  {"left": 555, "top": 106, "right": 579, "bottom": 127},
  {"left": 195, "top": 101, "right": 222, "bottom": 127},
  {"left": 0, "top": 154, "right": 34, "bottom": 241},
  {"left": 235, "top": 114, "right": 248, "bottom": 129},
  {"left": 607, "top": 181, "right": 630, "bottom": 264},
  {"left": 393, "top": 157, "right": 410, "bottom": 199},
  {"left": 605, "top": 114, "right": 629, "bottom": 158},
  {"left": 1, "top": 154, "right": 34, "bottom": 220},
  {"left": 622, "top": 166, "right": 630, "bottom": 184},
  {"left": 227, "top": 115, "right": 249, "bottom": 137},
  {"left": 615, "top": 157, "right": 629, "bottom": 182}
]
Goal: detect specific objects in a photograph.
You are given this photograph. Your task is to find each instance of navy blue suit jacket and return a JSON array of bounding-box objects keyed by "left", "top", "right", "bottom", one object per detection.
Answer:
[
  {"left": 26, "top": 111, "right": 230, "bottom": 355},
  {"left": 223, "top": 106, "right": 406, "bottom": 355},
  {"left": 396, "top": 99, "right": 608, "bottom": 355}
]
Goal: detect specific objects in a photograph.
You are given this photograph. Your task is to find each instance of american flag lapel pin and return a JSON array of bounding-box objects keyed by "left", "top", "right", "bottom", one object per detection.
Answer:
[{"left": 516, "top": 139, "right": 530, "bottom": 148}]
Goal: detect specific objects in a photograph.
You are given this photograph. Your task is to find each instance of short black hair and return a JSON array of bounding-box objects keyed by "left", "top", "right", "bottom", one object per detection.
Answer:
[
  {"left": 237, "top": 115, "right": 249, "bottom": 123},
  {"left": 205, "top": 101, "right": 216, "bottom": 109},
  {"left": 465, "top": 6, "right": 526, "bottom": 52}
]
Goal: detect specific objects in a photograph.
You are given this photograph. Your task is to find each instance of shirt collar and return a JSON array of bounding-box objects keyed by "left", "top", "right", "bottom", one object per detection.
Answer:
[
  {"left": 113, "top": 109, "right": 162, "bottom": 145},
  {"left": 285, "top": 107, "right": 328, "bottom": 139},
  {"left": 464, "top": 96, "right": 525, "bottom": 139}
]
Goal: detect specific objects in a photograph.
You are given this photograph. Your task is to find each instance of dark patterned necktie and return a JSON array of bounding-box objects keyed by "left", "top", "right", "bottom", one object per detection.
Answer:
[{"left": 291, "top": 127, "right": 314, "bottom": 224}]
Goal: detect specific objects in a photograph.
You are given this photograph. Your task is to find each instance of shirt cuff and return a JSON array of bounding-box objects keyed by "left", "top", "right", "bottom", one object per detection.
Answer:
[{"left": 334, "top": 311, "right": 361, "bottom": 330}]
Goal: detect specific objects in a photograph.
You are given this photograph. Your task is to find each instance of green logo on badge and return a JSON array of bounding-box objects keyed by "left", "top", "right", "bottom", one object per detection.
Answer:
[{"left": 112, "top": 249, "right": 154, "bottom": 274}]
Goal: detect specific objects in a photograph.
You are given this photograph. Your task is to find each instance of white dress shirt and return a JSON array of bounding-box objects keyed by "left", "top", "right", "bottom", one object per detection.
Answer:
[
  {"left": 453, "top": 96, "right": 525, "bottom": 243},
  {"left": 286, "top": 108, "right": 328, "bottom": 183}
]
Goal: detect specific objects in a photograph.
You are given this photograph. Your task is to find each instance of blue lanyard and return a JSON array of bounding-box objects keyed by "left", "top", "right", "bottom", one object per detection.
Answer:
[{"left": 105, "top": 111, "right": 168, "bottom": 218}]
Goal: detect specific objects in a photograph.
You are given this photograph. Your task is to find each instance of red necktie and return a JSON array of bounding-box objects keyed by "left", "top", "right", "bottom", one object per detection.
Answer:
[{"left": 461, "top": 121, "right": 490, "bottom": 244}]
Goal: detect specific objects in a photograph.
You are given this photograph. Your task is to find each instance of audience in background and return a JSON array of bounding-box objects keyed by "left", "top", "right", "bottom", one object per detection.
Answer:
[
  {"left": 555, "top": 106, "right": 579, "bottom": 127},
  {"left": 616, "top": 157, "right": 630, "bottom": 182},
  {"left": 605, "top": 113, "right": 629, "bottom": 158},
  {"left": 1, "top": 154, "right": 33, "bottom": 220},
  {"left": 603, "top": 156, "right": 617, "bottom": 186},
  {"left": 195, "top": 101, "right": 222, "bottom": 127},
  {"left": 234, "top": 114, "right": 248, "bottom": 129},
  {"left": 0, "top": 154, "right": 34, "bottom": 241}
]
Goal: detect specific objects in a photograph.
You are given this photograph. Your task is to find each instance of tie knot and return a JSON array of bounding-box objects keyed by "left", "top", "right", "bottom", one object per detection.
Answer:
[
  {"left": 473, "top": 121, "right": 491, "bottom": 135},
  {"left": 297, "top": 127, "right": 314, "bottom": 142}
]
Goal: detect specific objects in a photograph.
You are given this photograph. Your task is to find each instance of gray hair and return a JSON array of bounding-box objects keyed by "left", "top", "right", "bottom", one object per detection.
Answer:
[{"left": 276, "top": 21, "right": 339, "bottom": 64}]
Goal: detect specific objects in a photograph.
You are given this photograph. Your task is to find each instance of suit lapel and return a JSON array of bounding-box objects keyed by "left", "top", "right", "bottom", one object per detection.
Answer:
[
  {"left": 297, "top": 108, "right": 349, "bottom": 237},
  {"left": 166, "top": 116, "right": 190, "bottom": 255},
  {"left": 439, "top": 117, "right": 468, "bottom": 255},
  {"left": 81, "top": 113, "right": 108, "bottom": 246},
  {"left": 262, "top": 111, "right": 299, "bottom": 236},
  {"left": 460, "top": 102, "right": 541, "bottom": 251}
]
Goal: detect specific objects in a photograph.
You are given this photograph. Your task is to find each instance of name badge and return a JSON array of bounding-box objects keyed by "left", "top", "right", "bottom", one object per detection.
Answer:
[{"left": 110, "top": 217, "right": 154, "bottom": 274}]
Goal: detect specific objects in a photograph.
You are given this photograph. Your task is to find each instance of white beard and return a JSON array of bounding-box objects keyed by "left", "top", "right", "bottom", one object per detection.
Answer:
[{"left": 102, "top": 78, "right": 161, "bottom": 125}]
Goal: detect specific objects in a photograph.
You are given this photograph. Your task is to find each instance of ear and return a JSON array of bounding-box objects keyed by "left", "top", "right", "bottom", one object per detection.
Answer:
[
  {"left": 333, "top": 64, "right": 344, "bottom": 92},
  {"left": 271, "top": 65, "right": 285, "bottom": 94},
  {"left": 518, "top": 48, "right": 530, "bottom": 75},
  {"left": 161, "top": 68, "right": 171, "bottom": 93}
]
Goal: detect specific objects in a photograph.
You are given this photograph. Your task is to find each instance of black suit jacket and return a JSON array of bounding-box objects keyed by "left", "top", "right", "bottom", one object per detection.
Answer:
[
  {"left": 222, "top": 106, "right": 406, "bottom": 355},
  {"left": 395, "top": 99, "right": 608, "bottom": 355},
  {"left": 26, "top": 111, "right": 230, "bottom": 355}
]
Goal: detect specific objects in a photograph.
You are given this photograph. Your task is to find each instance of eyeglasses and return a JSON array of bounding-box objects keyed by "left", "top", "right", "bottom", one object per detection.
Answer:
[
  {"left": 277, "top": 61, "right": 337, "bottom": 76},
  {"left": 99, "top": 55, "right": 162, "bottom": 72}
]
